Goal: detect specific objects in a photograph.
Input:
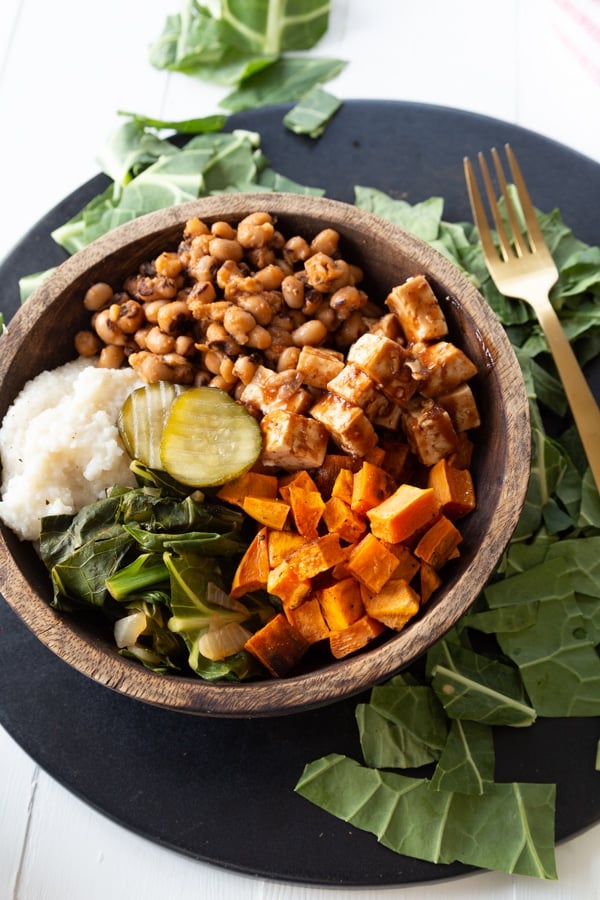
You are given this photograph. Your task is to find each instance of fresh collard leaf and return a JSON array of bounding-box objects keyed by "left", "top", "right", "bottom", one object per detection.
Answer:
[
  {"left": 283, "top": 84, "right": 341, "bottom": 137},
  {"left": 430, "top": 719, "right": 495, "bottom": 795},
  {"left": 219, "top": 56, "right": 346, "bottom": 112},
  {"left": 18, "top": 268, "right": 55, "bottom": 302},
  {"left": 354, "top": 187, "right": 444, "bottom": 243},
  {"left": 95, "top": 120, "right": 179, "bottom": 189},
  {"left": 295, "top": 754, "right": 557, "bottom": 879},
  {"left": 427, "top": 640, "right": 536, "bottom": 727},
  {"left": 463, "top": 603, "right": 539, "bottom": 635},
  {"left": 495, "top": 593, "right": 600, "bottom": 717},
  {"left": 218, "top": 0, "right": 332, "bottom": 55},
  {"left": 356, "top": 684, "right": 448, "bottom": 769},
  {"left": 117, "top": 110, "right": 227, "bottom": 134}
]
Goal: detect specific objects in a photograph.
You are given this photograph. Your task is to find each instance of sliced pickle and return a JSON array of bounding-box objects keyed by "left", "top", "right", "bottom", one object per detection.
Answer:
[
  {"left": 118, "top": 382, "right": 187, "bottom": 469},
  {"left": 160, "top": 387, "right": 262, "bottom": 487}
]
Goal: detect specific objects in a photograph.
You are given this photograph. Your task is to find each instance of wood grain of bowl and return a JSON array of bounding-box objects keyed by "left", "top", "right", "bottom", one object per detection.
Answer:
[{"left": 0, "top": 193, "right": 531, "bottom": 717}]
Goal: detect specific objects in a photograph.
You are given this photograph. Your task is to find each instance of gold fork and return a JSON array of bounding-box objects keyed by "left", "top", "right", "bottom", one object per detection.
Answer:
[{"left": 464, "top": 143, "right": 600, "bottom": 493}]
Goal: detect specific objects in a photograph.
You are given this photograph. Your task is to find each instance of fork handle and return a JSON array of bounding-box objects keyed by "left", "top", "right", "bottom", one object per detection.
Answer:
[{"left": 535, "top": 293, "right": 600, "bottom": 492}]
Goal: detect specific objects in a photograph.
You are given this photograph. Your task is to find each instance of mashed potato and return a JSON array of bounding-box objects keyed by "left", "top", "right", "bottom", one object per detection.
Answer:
[{"left": 0, "top": 358, "right": 142, "bottom": 542}]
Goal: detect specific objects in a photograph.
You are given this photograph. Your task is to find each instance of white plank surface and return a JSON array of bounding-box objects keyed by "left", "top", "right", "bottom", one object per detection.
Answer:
[{"left": 1, "top": 1, "right": 599, "bottom": 897}]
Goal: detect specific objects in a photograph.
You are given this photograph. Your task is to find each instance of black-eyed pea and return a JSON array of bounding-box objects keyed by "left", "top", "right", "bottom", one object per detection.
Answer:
[
  {"left": 211, "top": 220, "right": 237, "bottom": 240},
  {"left": 145, "top": 326, "right": 176, "bottom": 355},
  {"left": 232, "top": 355, "right": 258, "bottom": 385},
  {"left": 93, "top": 308, "right": 130, "bottom": 346},
  {"left": 204, "top": 348, "right": 226, "bottom": 376},
  {"left": 291, "top": 319, "right": 328, "bottom": 347},
  {"left": 155, "top": 251, "right": 184, "bottom": 278},
  {"left": 310, "top": 228, "right": 340, "bottom": 257},
  {"left": 133, "top": 326, "right": 152, "bottom": 350},
  {"left": 116, "top": 299, "right": 145, "bottom": 334},
  {"left": 223, "top": 306, "right": 256, "bottom": 344},
  {"left": 174, "top": 334, "right": 196, "bottom": 357},
  {"left": 205, "top": 322, "right": 230, "bottom": 344},
  {"left": 246, "top": 247, "right": 276, "bottom": 270},
  {"left": 209, "top": 237, "right": 244, "bottom": 263},
  {"left": 219, "top": 356, "right": 237, "bottom": 385},
  {"left": 246, "top": 324, "right": 272, "bottom": 350},
  {"left": 157, "top": 300, "right": 193, "bottom": 335},
  {"left": 316, "top": 305, "right": 337, "bottom": 332},
  {"left": 83, "top": 282, "right": 113, "bottom": 311},
  {"left": 143, "top": 299, "right": 170, "bottom": 324},
  {"left": 98, "top": 345, "right": 126, "bottom": 369},
  {"left": 236, "top": 212, "right": 275, "bottom": 248},
  {"left": 237, "top": 294, "right": 273, "bottom": 327},
  {"left": 254, "top": 263, "right": 284, "bottom": 290},
  {"left": 281, "top": 274, "right": 305, "bottom": 309},
  {"left": 335, "top": 310, "right": 368, "bottom": 348},
  {"left": 329, "top": 285, "right": 368, "bottom": 320},
  {"left": 277, "top": 346, "right": 301, "bottom": 371},
  {"left": 283, "top": 235, "right": 311, "bottom": 264},
  {"left": 209, "top": 374, "right": 232, "bottom": 392},
  {"left": 74, "top": 330, "right": 102, "bottom": 357},
  {"left": 184, "top": 217, "right": 210, "bottom": 239}
]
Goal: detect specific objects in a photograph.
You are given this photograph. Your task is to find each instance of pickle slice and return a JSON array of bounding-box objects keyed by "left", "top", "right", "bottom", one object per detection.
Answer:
[
  {"left": 118, "top": 382, "right": 187, "bottom": 469},
  {"left": 160, "top": 387, "right": 262, "bottom": 487}
]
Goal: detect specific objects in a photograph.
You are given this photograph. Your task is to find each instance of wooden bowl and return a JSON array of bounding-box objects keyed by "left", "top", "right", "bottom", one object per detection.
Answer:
[{"left": 0, "top": 194, "right": 530, "bottom": 717}]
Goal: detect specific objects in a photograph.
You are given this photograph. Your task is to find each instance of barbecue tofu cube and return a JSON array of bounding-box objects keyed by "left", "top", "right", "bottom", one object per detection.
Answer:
[
  {"left": 310, "top": 393, "right": 378, "bottom": 458},
  {"left": 415, "top": 342, "right": 478, "bottom": 398},
  {"left": 346, "top": 332, "right": 419, "bottom": 407},
  {"left": 385, "top": 275, "right": 448, "bottom": 342},
  {"left": 402, "top": 399, "right": 458, "bottom": 467},
  {"left": 327, "top": 364, "right": 388, "bottom": 418},
  {"left": 296, "top": 345, "right": 345, "bottom": 390},
  {"left": 260, "top": 410, "right": 329, "bottom": 470},
  {"left": 240, "top": 365, "right": 312, "bottom": 415},
  {"left": 438, "top": 383, "right": 481, "bottom": 432}
]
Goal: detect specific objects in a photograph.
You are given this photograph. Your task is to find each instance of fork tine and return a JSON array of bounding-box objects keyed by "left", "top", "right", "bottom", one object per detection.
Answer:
[
  {"left": 463, "top": 156, "right": 503, "bottom": 264},
  {"left": 477, "top": 151, "right": 517, "bottom": 260},
  {"left": 490, "top": 147, "right": 530, "bottom": 258},
  {"left": 503, "top": 143, "right": 547, "bottom": 252}
]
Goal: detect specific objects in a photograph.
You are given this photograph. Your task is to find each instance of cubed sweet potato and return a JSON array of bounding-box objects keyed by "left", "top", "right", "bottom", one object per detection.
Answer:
[
  {"left": 229, "top": 527, "right": 270, "bottom": 598},
  {"left": 216, "top": 471, "right": 278, "bottom": 508},
  {"left": 244, "top": 613, "right": 309, "bottom": 677},
  {"left": 288, "top": 533, "right": 347, "bottom": 580},
  {"left": 278, "top": 469, "right": 319, "bottom": 503},
  {"left": 367, "top": 484, "right": 440, "bottom": 544},
  {"left": 329, "top": 615, "right": 386, "bottom": 659},
  {"left": 289, "top": 485, "right": 326, "bottom": 539},
  {"left": 267, "top": 561, "right": 311, "bottom": 608},
  {"left": 346, "top": 532, "right": 401, "bottom": 594},
  {"left": 242, "top": 496, "right": 290, "bottom": 530},
  {"left": 267, "top": 529, "right": 306, "bottom": 567},
  {"left": 384, "top": 543, "right": 420, "bottom": 582},
  {"left": 318, "top": 578, "right": 365, "bottom": 630},
  {"left": 312, "top": 454, "right": 360, "bottom": 498},
  {"left": 428, "top": 458, "right": 476, "bottom": 519},
  {"left": 363, "top": 578, "right": 420, "bottom": 630},
  {"left": 414, "top": 515, "right": 463, "bottom": 569},
  {"left": 323, "top": 496, "right": 367, "bottom": 543},
  {"left": 285, "top": 597, "right": 330, "bottom": 644},
  {"left": 351, "top": 460, "right": 395, "bottom": 515},
  {"left": 420, "top": 562, "right": 442, "bottom": 603}
]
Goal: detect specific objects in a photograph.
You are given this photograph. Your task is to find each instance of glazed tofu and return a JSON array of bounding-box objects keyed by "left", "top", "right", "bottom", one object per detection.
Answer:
[
  {"left": 438, "top": 383, "right": 481, "bottom": 432},
  {"left": 260, "top": 410, "right": 329, "bottom": 470},
  {"left": 310, "top": 393, "right": 378, "bottom": 457},
  {"left": 385, "top": 275, "right": 448, "bottom": 342},
  {"left": 327, "top": 364, "right": 388, "bottom": 418},
  {"left": 415, "top": 342, "right": 478, "bottom": 397},
  {"left": 296, "top": 345, "right": 345, "bottom": 390},
  {"left": 402, "top": 399, "right": 458, "bottom": 466},
  {"left": 240, "top": 365, "right": 312, "bottom": 415},
  {"left": 346, "top": 332, "right": 419, "bottom": 407}
]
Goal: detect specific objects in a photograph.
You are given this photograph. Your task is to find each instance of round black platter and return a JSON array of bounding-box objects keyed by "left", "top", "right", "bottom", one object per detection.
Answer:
[{"left": 0, "top": 100, "right": 599, "bottom": 887}]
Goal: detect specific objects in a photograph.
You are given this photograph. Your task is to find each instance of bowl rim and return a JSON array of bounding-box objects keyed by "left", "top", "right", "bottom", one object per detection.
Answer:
[{"left": 0, "top": 192, "right": 531, "bottom": 717}]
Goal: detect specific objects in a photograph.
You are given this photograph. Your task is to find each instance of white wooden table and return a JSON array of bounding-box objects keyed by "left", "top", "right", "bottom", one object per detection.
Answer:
[{"left": 1, "top": 1, "right": 599, "bottom": 897}]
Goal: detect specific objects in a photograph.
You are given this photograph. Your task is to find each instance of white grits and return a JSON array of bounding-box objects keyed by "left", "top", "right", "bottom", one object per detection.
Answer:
[{"left": 0, "top": 358, "right": 142, "bottom": 542}]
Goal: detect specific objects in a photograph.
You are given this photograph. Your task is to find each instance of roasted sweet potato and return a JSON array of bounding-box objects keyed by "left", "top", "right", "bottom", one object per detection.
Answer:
[
  {"left": 363, "top": 578, "right": 420, "bottom": 630},
  {"left": 288, "top": 485, "right": 326, "bottom": 539},
  {"left": 322, "top": 496, "right": 367, "bottom": 543},
  {"left": 267, "top": 529, "right": 306, "bottom": 567},
  {"left": 230, "top": 527, "right": 270, "bottom": 598},
  {"left": 216, "top": 470, "right": 278, "bottom": 508},
  {"left": 414, "top": 515, "right": 462, "bottom": 570},
  {"left": 244, "top": 613, "right": 309, "bottom": 676},
  {"left": 346, "top": 532, "right": 400, "bottom": 594},
  {"left": 351, "top": 460, "right": 395, "bottom": 515},
  {"left": 285, "top": 597, "right": 330, "bottom": 644},
  {"left": 267, "top": 561, "right": 311, "bottom": 609},
  {"left": 329, "top": 615, "right": 386, "bottom": 659},
  {"left": 318, "top": 578, "right": 365, "bottom": 630},
  {"left": 367, "top": 484, "right": 440, "bottom": 544},
  {"left": 428, "top": 458, "right": 476, "bottom": 519},
  {"left": 242, "top": 496, "right": 290, "bottom": 530},
  {"left": 287, "top": 533, "right": 347, "bottom": 580}
]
